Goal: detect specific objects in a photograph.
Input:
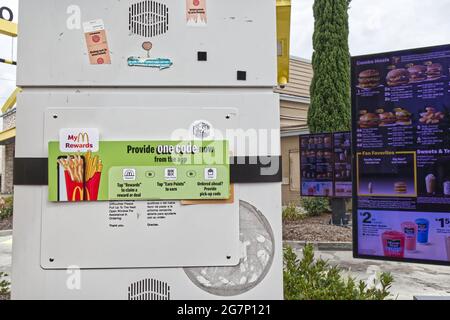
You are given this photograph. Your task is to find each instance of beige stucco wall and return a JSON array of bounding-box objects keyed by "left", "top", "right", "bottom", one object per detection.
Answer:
[
  {"left": 281, "top": 135, "right": 301, "bottom": 205},
  {"left": 3, "top": 112, "right": 16, "bottom": 130},
  {"left": 275, "top": 58, "right": 313, "bottom": 98},
  {"left": 2, "top": 143, "right": 14, "bottom": 194},
  {"left": 280, "top": 100, "right": 309, "bottom": 134},
  {"left": 278, "top": 57, "right": 312, "bottom": 205},
  {"left": 1, "top": 110, "right": 16, "bottom": 194}
]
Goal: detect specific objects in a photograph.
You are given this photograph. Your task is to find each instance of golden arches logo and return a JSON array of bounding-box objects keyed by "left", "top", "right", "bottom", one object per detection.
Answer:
[
  {"left": 74, "top": 133, "right": 90, "bottom": 144},
  {"left": 72, "top": 187, "right": 84, "bottom": 201},
  {"left": 71, "top": 187, "right": 91, "bottom": 201},
  {"left": 84, "top": 188, "right": 91, "bottom": 201}
]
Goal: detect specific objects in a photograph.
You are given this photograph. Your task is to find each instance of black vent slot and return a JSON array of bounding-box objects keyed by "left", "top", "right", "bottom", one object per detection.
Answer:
[
  {"left": 129, "top": 1, "right": 169, "bottom": 37},
  {"left": 128, "top": 278, "right": 171, "bottom": 300}
]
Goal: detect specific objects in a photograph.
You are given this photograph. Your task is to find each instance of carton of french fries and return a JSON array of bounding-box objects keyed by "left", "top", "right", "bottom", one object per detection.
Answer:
[
  {"left": 58, "top": 151, "right": 103, "bottom": 202},
  {"left": 84, "top": 151, "right": 103, "bottom": 201}
]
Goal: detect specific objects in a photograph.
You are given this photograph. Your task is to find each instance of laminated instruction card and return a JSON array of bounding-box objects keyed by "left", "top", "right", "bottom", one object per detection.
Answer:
[{"left": 49, "top": 129, "right": 230, "bottom": 202}]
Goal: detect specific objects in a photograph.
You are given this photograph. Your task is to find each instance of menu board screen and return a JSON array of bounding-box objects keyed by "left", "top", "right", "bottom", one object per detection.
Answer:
[
  {"left": 334, "top": 132, "right": 353, "bottom": 197},
  {"left": 300, "top": 132, "right": 351, "bottom": 198},
  {"left": 352, "top": 44, "right": 450, "bottom": 265}
]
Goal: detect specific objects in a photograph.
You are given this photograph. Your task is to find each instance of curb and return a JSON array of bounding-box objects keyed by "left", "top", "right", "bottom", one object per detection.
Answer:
[
  {"left": 0, "top": 230, "right": 12, "bottom": 237},
  {"left": 283, "top": 241, "right": 352, "bottom": 251}
]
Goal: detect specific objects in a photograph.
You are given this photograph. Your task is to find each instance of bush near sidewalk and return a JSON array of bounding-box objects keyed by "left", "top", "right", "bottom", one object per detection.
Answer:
[
  {"left": 284, "top": 245, "right": 394, "bottom": 300},
  {"left": 282, "top": 203, "right": 305, "bottom": 221},
  {"left": 0, "top": 197, "right": 13, "bottom": 220},
  {"left": 300, "top": 197, "right": 330, "bottom": 217},
  {"left": 0, "top": 272, "right": 10, "bottom": 300}
]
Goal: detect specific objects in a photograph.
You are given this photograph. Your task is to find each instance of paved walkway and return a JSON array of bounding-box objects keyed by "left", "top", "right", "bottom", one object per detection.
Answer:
[
  {"left": 1, "top": 236, "right": 449, "bottom": 300},
  {"left": 0, "top": 235, "right": 12, "bottom": 282},
  {"left": 293, "top": 248, "right": 450, "bottom": 300}
]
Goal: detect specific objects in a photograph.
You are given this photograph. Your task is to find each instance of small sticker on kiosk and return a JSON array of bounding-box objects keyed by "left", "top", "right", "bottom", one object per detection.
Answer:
[
  {"left": 59, "top": 128, "right": 99, "bottom": 152},
  {"left": 127, "top": 42, "right": 173, "bottom": 70},
  {"left": 186, "top": 0, "right": 207, "bottom": 26},
  {"left": 83, "top": 19, "right": 111, "bottom": 65}
]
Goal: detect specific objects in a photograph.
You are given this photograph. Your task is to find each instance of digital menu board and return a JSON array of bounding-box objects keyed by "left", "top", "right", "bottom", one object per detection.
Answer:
[
  {"left": 300, "top": 132, "right": 352, "bottom": 198},
  {"left": 334, "top": 132, "right": 353, "bottom": 197},
  {"left": 352, "top": 44, "right": 450, "bottom": 266}
]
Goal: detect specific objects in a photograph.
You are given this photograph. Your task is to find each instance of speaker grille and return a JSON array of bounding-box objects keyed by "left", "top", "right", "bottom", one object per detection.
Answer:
[
  {"left": 128, "top": 279, "right": 171, "bottom": 300},
  {"left": 129, "top": 1, "right": 169, "bottom": 37}
]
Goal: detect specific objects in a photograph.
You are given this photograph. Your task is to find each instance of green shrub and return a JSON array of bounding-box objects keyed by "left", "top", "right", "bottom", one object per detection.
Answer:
[
  {"left": 0, "top": 197, "right": 13, "bottom": 220},
  {"left": 282, "top": 203, "right": 304, "bottom": 221},
  {"left": 300, "top": 197, "right": 329, "bottom": 217},
  {"left": 0, "top": 272, "right": 10, "bottom": 300},
  {"left": 284, "top": 245, "right": 394, "bottom": 300}
]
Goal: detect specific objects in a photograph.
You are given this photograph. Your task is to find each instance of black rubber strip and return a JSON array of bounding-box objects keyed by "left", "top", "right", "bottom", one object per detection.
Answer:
[
  {"left": 14, "top": 158, "right": 48, "bottom": 186},
  {"left": 230, "top": 156, "right": 282, "bottom": 183},
  {"left": 14, "top": 156, "right": 282, "bottom": 186}
]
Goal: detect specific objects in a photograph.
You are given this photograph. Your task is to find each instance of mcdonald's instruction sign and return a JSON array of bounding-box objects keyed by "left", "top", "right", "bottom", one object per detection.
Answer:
[{"left": 59, "top": 128, "right": 99, "bottom": 152}]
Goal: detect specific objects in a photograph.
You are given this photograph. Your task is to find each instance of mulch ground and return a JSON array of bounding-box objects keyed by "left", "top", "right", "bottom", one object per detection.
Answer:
[
  {"left": 283, "top": 213, "right": 352, "bottom": 242},
  {"left": 0, "top": 216, "right": 12, "bottom": 231}
]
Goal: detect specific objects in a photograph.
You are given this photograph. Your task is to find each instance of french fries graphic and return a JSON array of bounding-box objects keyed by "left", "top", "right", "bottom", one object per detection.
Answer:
[
  {"left": 84, "top": 151, "right": 103, "bottom": 182},
  {"left": 58, "top": 152, "right": 103, "bottom": 202},
  {"left": 58, "top": 156, "right": 82, "bottom": 183}
]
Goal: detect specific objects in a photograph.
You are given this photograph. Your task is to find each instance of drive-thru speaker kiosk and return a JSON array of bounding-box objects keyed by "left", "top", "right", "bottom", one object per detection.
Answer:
[{"left": 12, "top": 0, "right": 284, "bottom": 299}]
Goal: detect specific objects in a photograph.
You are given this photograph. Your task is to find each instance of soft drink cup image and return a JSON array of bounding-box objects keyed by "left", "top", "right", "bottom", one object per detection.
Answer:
[
  {"left": 415, "top": 219, "right": 430, "bottom": 244},
  {"left": 382, "top": 231, "right": 406, "bottom": 258},
  {"left": 401, "top": 222, "right": 418, "bottom": 251}
]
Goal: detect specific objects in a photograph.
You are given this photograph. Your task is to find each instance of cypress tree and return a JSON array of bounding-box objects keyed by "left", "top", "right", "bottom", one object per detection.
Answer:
[
  {"left": 308, "top": 0, "right": 351, "bottom": 133},
  {"left": 307, "top": 0, "right": 352, "bottom": 225}
]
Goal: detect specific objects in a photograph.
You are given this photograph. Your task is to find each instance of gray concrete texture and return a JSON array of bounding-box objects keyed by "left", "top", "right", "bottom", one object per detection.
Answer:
[{"left": 0, "top": 235, "right": 12, "bottom": 282}]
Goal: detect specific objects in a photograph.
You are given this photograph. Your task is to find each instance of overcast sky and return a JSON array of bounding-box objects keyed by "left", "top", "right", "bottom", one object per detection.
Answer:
[{"left": 2, "top": 0, "right": 450, "bottom": 105}]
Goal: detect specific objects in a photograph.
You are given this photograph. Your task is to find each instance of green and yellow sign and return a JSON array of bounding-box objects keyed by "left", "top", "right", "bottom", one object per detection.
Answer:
[{"left": 48, "top": 140, "right": 230, "bottom": 202}]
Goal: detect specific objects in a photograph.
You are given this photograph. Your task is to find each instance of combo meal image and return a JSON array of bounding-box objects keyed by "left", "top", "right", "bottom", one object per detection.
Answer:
[
  {"left": 358, "top": 69, "right": 381, "bottom": 88},
  {"left": 356, "top": 60, "right": 447, "bottom": 91},
  {"left": 418, "top": 107, "right": 446, "bottom": 124},
  {"left": 358, "top": 107, "right": 412, "bottom": 128},
  {"left": 386, "top": 68, "right": 410, "bottom": 86},
  {"left": 387, "top": 62, "right": 444, "bottom": 86}
]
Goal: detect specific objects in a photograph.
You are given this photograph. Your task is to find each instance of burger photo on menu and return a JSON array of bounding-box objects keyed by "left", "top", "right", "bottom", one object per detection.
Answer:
[
  {"left": 358, "top": 110, "right": 380, "bottom": 128},
  {"left": 394, "top": 107, "right": 412, "bottom": 126},
  {"left": 386, "top": 68, "right": 410, "bottom": 86},
  {"left": 358, "top": 69, "right": 381, "bottom": 89},
  {"left": 377, "top": 109, "right": 397, "bottom": 126},
  {"left": 426, "top": 63, "right": 443, "bottom": 80},
  {"left": 407, "top": 65, "right": 428, "bottom": 82}
]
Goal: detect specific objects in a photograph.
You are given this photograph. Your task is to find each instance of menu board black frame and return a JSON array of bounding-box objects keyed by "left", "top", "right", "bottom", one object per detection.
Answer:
[
  {"left": 351, "top": 44, "right": 450, "bottom": 266},
  {"left": 300, "top": 131, "right": 352, "bottom": 198}
]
